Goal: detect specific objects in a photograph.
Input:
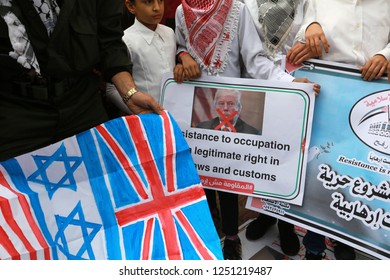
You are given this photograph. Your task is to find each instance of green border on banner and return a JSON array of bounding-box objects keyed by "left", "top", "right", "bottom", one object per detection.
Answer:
[{"left": 161, "top": 77, "right": 311, "bottom": 201}]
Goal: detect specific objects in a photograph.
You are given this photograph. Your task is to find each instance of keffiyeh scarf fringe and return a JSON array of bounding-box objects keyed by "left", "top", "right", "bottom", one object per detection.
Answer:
[{"left": 181, "top": 0, "right": 240, "bottom": 76}]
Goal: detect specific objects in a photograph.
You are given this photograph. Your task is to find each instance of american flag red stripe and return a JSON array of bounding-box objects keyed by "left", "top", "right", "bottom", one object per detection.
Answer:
[
  {"left": 0, "top": 226, "right": 20, "bottom": 260},
  {"left": 0, "top": 198, "right": 36, "bottom": 259},
  {"left": 0, "top": 171, "right": 50, "bottom": 260},
  {"left": 192, "top": 88, "right": 216, "bottom": 126}
]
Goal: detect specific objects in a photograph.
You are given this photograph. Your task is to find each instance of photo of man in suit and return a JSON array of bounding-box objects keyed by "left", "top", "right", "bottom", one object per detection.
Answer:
[{"left": 196, "top": 88, "right": 260, "bottom": 135}]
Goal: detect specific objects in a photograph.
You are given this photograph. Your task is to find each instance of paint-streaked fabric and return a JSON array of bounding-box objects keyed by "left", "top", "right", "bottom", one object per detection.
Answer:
[{"left": 0, "top": 111, "right": 223, "bottom": 260}]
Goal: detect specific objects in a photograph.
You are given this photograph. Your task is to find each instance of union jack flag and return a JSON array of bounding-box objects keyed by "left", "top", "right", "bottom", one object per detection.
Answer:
[{"left": 0, "top": 111, "right": 223, "bottom": 260}]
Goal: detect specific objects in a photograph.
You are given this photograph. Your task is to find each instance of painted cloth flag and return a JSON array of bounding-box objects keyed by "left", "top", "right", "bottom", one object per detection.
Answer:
[{"left": 0, "top": 111, "right": 223, "bottom": 260}]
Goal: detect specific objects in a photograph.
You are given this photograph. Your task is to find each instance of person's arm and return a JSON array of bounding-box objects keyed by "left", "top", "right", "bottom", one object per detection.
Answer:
[
  {"left": 96, "top": 1, "right": 162, "bottom": 114},
  {"left": 287, "top": 0, "right": 325, "bottom": 65},
  {"left": 303, "top": 23, "right": 330, "bottom": 58},
  {"left": 286, "top": 42, "right": 315, "bottom": 65},
  {"left": 375, "top": 40, "right": 390, "bottom": 63},
  {"left": 287, "top": 23, "right": 329, "bottom": 65},
  {"left": 174, "top": 6, "right": 201, "bottom": 80},
  {"left": 238, "top": 4, "right": 320, "bottom": 93},
  {"left": 360, "top": 54, "right": 388, "bottom": 81},
  {"left": 174, "top": 6, "right": 188, "bottom": 56},
  {"left": 360, "top": 39, "right": 390, "bottom": 81},
  {"left": 388, "top": 61, "right": 390, "bottom": 82},
  {"left": 111, "top": 71, "right": 162, "bottom": 115},
  {"left": 292, "top": 77, "right": 321, "bottom": 95},
  {"left": 105, "top": 82, "right": 133, "bottom": 115},
  {"left": 238, "top": 4, "right": 294, "bottom": 82},
  {"left": 177, "top": 52, "right": 201, "bottom": 80}
]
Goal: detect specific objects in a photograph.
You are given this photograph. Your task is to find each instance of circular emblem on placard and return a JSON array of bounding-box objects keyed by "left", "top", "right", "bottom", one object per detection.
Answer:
[{"left": 350, "top": 90, "right": 390, "bottom": 155}]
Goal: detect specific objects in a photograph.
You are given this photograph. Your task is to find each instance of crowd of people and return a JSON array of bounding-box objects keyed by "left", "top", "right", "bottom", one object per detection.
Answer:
[{"left": 1, "top": 0, "right": 389, "bottom": 260}]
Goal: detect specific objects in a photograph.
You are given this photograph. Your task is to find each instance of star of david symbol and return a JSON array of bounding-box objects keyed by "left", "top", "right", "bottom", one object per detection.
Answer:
[
  {"left": 27, "top": 143, "right": 83, "bottom": 199},
  {"left": 55, "top": 202, "right": 102, "bottom": 260}
]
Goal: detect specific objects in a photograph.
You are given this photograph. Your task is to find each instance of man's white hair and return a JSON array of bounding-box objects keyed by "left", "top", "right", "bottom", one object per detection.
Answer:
[{"left": 214, "top": 88, "right": 242, "bottom": 109}]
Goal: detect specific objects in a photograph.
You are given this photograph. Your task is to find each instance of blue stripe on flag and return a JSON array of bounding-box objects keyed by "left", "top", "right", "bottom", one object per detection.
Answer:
[
  {"left": 181, "top": 201, "right": 223, "bottom": 260},
  {"left": 175, "top": 217, "right": 201, "bottom": 260},
  {"left": 122, "top": 220, "right": 143, "bottom": 260},
  {"left": 151, "top": 218, "right": 166, "bottom": 260},
  {"left": 77, "top": 131, "right": 122, "bottom": 260},
  {"left": 94, "top": 131, "right": 142, "bottom": 207}
]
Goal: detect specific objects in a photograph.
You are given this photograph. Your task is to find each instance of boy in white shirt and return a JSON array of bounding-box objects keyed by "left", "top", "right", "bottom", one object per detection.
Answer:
[{"left": 106, "top": 0, "right": 178, "bottom": 114}]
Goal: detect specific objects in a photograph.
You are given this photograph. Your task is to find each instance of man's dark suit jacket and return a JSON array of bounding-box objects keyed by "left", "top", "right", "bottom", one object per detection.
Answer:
[
  {"left": 197, "top": 117, "right": 260, "bottom": 135},
  {"left": 0, "top": 0, "right": 131, "bottom": 81}
]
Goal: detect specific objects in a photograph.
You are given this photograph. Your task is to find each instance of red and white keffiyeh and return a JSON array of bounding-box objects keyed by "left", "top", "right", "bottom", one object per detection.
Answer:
[{"left": 181, "top": 0, "right": 240, "bottom": 75}]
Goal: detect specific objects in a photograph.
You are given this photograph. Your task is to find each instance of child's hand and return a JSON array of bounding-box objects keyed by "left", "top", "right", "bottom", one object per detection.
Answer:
[
  {"left": 388, "top": 62, "right": 390, "bottom": 82},
  {"left": 305, "top": 22, "right": 329, "bottom": 58},
  {"left": 174, "top": 64, "right": 185, "bottom": 84},
  {"left": 360, "top": 54, "right": 387, "bottom": 81},
  {"left": 293, "top": 77, "right": 321, "bottom": 96},
  {"left": 287, "top": 42, "right": 316, "bottom": 65},
  {"left": 180, "top": 53, "right": 201, "bottom": 79}
]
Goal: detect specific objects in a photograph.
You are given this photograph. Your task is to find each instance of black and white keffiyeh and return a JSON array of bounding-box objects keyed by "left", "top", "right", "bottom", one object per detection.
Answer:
[
  {"left": 0, "top": 0, "right": 59, "bottom": 73},
  {"left": 31, "top": 0, "right": 59, "bottom": 35},
  {"left": 256, "top": 0, "right": 296, "bottom": 57}
]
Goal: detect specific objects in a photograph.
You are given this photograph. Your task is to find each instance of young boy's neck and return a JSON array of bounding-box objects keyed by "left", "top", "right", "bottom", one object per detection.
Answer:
[{"left": 138, "top": 20, "right": 158, "bottom": 31}]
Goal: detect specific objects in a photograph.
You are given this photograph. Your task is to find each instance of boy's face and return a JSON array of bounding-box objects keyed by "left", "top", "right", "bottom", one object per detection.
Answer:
[{"left": 126, "top": 0, "right": 165, "bottom": 30}]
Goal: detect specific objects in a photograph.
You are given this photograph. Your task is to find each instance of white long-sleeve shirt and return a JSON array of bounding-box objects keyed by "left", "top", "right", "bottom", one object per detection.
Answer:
[
  {"left": 175, "top": 2, "right": 294, "bottom": 82},
  {"left": 241, "top": 0, "right": 308, "bottom": 65},
  {"left": 294, "top": 0, "right": 390, "bottom": 66},
  {"left": 106, "top": 19, "right": 176, "bottom": 114}
]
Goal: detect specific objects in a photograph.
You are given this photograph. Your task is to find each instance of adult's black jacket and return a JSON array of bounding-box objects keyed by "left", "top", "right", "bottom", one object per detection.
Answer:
[{"left": 0, "top": 0, "right": 132, "bottom": 81}]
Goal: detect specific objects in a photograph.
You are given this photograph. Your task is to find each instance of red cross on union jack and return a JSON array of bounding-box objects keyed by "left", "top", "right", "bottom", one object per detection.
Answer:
[{"left": 96, "top": 111, "right": 216, "bottom": 260}]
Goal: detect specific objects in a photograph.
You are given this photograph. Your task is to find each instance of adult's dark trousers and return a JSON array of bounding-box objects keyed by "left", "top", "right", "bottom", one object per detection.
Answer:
[
  {"left": 205, "top": 188, "right": 239, "bottom": 236},
  {"left": 0, "top": 74, "right": 109, "bottom": 161}
]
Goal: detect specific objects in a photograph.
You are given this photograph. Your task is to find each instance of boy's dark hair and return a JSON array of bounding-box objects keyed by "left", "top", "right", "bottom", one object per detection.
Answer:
[{"left": 122, "top": 2, "right": 135, "bottom": 29}]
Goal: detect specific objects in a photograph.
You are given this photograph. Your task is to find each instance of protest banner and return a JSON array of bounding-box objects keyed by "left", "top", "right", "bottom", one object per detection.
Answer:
[
  {"left": 247, "top": 60, "right": 390, "bottom": 259},
  {"left": 161, "top": 74, "right": 316, "bottom": 205},
  {"left": 0, "top": 111, "right": 222, "bottom": 260}
]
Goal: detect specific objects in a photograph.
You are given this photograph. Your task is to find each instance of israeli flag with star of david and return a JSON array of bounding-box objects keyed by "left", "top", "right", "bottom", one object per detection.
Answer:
[{"left": 0, "top": 111, "right": 223, "bottom": 260}]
